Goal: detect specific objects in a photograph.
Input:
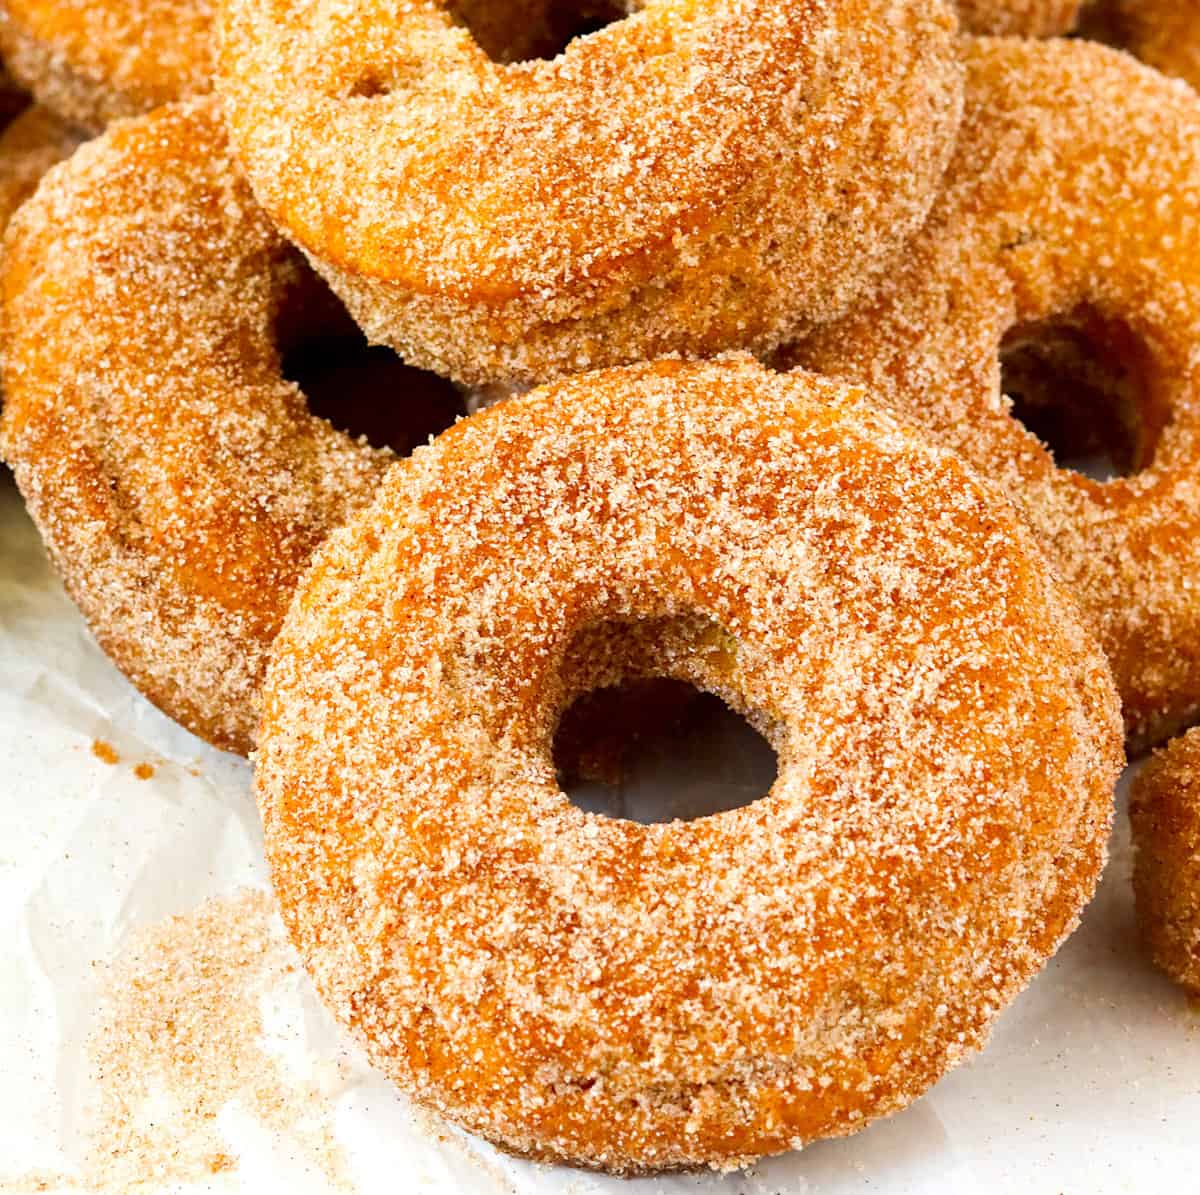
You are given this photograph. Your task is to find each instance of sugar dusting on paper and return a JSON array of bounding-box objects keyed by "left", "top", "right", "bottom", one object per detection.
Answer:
[{"left": 2, "top": 889, "right": 351, "bottom": 1192}]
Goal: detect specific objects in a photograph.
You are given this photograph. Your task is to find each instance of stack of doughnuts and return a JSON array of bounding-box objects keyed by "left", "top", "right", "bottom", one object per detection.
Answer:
[{"left": 2, "top": 0, "right": 1199, "bottom": 1175}]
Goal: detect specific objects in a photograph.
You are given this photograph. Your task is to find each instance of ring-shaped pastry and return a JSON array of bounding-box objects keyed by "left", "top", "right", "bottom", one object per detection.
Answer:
[
  {"left": 0, "top": 0, "right": 214, "bottom": 130},
  {"left": 257, "top": 355, "right": 1122, "bottom": 1173},
  {"left": 0, "top": 99, "right": 463, "bottom": 752},
  {"left": 1130, "top": 728, "right": 1200, "bottom": 997},
  {"left": 783, "top": 37, "right": 1200, "bottom": 750}
]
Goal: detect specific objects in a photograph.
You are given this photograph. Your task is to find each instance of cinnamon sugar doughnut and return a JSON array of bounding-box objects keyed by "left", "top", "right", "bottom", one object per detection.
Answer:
[
  {"left": 0, "top": 0, "right": 214, "bottom": 130},
  {"left": 958, "top": 0, "right": 1079, "bottom": 36},
  {"left": 216, "top": 0, "right": 964, "bottom": 385},
  {"left": 782, "top": 37, "right": 1200, "bottom": 750},
  {"left": 257, "top": 356, "right": 1122, "bottom": 1173},
  {"left": 1079, "top": 0, "right": 1200, "bottom": 94},
  {"left": 0, "top": 102, "right": 81, "bottom": 232},
  {"left": 0, "top": 99, "right": 464, "bottom": 753},
  {"left": 1130, "top": 728, "right": 1200, "bottom": 997}
]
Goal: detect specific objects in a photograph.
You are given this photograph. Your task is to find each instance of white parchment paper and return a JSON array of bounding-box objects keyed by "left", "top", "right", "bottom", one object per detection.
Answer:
[{"left": 2, "top": 468, "right": 1198, "bottom": 1195}]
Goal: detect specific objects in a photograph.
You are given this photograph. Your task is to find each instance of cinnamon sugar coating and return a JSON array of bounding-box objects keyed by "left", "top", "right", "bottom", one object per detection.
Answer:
[
  {"left": 257, "top": 356, "right": 1122, "bottom": 1173},
  {"left": 1130, "top": 729, "right": 1200, "bottom": 996},
  {"left": 782, "top": 37, "right": 1200, "bottom": 751},
  {"left": 958, "top": 0, "right": 1079, "bottom": 36},
  {"left": 0, "top": 0, "right": 214, "bottom": 130},
  {"left": 0, "top": 99, "right": 455, "bottom": 754},
  {"left": 1079, "top": 0, "right": 1200, "bottom": 94},
  {"left": 216, "top": 0, "right": 964, "bottom": 385}
]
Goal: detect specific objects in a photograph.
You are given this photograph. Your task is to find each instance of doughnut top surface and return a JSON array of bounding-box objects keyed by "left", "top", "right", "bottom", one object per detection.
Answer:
[{"left": 257, "top": 356, "right": 1122, "bottom": 1172}]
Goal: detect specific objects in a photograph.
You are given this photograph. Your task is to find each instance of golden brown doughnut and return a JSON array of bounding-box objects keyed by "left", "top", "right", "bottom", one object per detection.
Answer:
[
  {"left": 0, "top": 0, "right": 214, "bottom": 130},
  {"left": 257, "top": 356, "right": 1122, "bottom": 1173},
  {"left": 217, "top": 0, "right": 964, "bottom": 385},
  {"left": 958, "top": 0, "right": 1080, "bottom": 36},
  {"left": 0, "top": 99, "right": 464, "bottom": 753},
  {"left": 0, "top": 101, "right": 81, "bottom": 232},
  {"left": 1079, "top": 0, "right": 1200, "bottom": 93},
  {"left": 1130, "top": 728, "right": 1200, "bottom": 997},
  {"left": 782, "top": 37, "right": 1200, "bottom": 750}
]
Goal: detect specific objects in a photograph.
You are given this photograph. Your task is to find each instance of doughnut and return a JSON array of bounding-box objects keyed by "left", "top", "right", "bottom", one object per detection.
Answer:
[
  {"left": 781, "top": 37, "right": 1200, "bottom": 751},
  {"left": 0, "top": 102, "right": 84, "bottom": 416},
  {"left": 216, "top": 0, "right": 964, "bottom": 385},
  {"left": 1130, "top": 728, "right": 1200, "bottom": 997},
  {"left": 0, "top": 102, "right": 81, "bottom": 237},
  {"left": 1078, "top": 1, "right": 1200, "bottom": 94},
  {"left": 256, "top": 355, "right": 1123, "bottom": 1173},
  {"left": 0, "top": 98, "right": 464, "bottom": 754},
  {"left": 957, "top": 0, "right": 1080, "bottom": 36},
  {"left": 0, "top": 0, "right": 214, "bottom": 130}
]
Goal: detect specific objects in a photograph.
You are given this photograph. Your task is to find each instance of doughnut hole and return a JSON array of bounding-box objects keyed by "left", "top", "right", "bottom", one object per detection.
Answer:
[
  {"left": 276, "top": 275, "right": 465, "bottom": 456},
  {"left": 554, "top": 679, "right": 778, "bottom": 824},
  {"left": 550, "top": 612, "right": 779, "bottom": 824},
  {"left": 447, "top": 0, "right": 634, "bottom": 65},
  {"left": 1000, "top": 305, "right": 1170, "bottom": 481}
]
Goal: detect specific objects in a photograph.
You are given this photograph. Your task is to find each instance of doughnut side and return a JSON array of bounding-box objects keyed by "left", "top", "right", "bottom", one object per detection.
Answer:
[
  {"left": 0, "top": 100, "right": 390, "bottom": 753},
  {"left": 0, "top": 103, "right": 83, "bottom": 233},
  {"left": 1130, "top": 730, "right": 1200, "bottom": 996},
  {"left": 1078, "top": 0, "right": 1200, "bottom": 94},
  {"left": 957, "top": 0, "right": 1080, "bottom": 36}
]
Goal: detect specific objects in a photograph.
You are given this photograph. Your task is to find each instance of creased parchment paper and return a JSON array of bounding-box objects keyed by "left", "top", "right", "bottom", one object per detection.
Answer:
[{"left": 2, "top": 470, "right": 1198, "bottom": 1195}]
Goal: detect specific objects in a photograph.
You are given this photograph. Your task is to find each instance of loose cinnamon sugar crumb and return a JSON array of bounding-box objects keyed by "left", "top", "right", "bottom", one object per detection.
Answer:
[
  {"left": 90, "top": 740, "right": 118, "bottom": 766},
  {"left": 76, "top": 889, "right": 350, "bottom": 1190},
  {"left": 132, "top": 762, "right": 155, "bottom": 781}
]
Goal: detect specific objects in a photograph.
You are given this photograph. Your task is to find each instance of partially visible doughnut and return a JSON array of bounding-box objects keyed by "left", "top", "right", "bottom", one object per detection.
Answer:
[
  {"left": 257, "top": 355, "right": 1122, "bottom": 1173},
  {"left": 0, "top": 102, "right": 84, "bottom": 419},
  {"left": 0, "top": 99, "right": 463, "bottom": 753},
  {"left": 217, "top": 0, "right": 964, "bottom": 384},
  {"left": 1079, "top": 0, "right": 1200, "bottom": 94},
  {"left": 0, "top": 0, "right": 214, "bottom": 130},
  {"left": 1130, "top": 728, "right": 1200, "bottom": 997},
  {"left": 782, "top": 37, "right": 1200, "bottom": 750},
  {"left": 958, "top": 0, "right": 1079, "bottom": 36},
  {"left": 0, "top": 101, "right": 81, "bottom": 233}
]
